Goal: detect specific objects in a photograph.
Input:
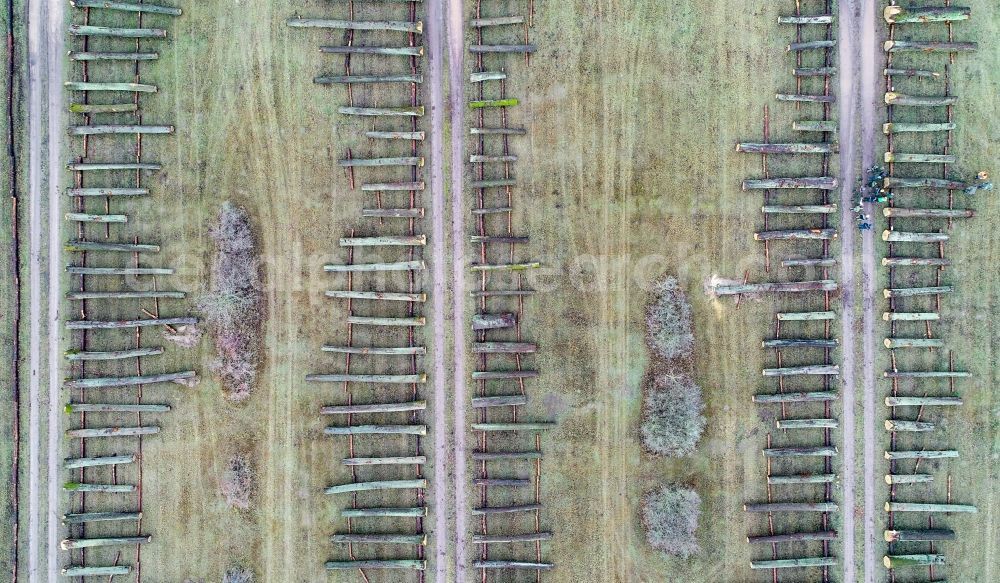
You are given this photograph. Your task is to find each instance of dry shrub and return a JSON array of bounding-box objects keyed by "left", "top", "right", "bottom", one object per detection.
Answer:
[
  {"left": 641, "top": 484, "right": 701, "bottom": 558},
  {"left": 640, "top": 372, "right": 705, "bottom": 457},
  {"left": 220, "top": 454, "right": 254, "bottom": 510},
  {"left": 222, "top": 568, "right": 253, "bottom": 583},
  {"left": 645, "top": 276, "right": 694, "bottom": 361},
  {"left": 199, "top": 202, "right": 263, "bottom": 401}
]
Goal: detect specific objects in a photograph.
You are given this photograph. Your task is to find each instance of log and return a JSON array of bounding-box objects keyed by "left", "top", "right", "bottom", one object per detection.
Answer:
[
  {"left": 472, "top": 370, "right": 539, "bottom": 380},
  {"left": 745, "top": 502, "right": 838, "bottom": 512},
  {"left": 338, "top": 157, "right": 423, "bottom": 167},
  {"left": 754, "top": 391, "right": 837, "bottom": 403},
  {"left": 883, "top": 207, "right": 973, "bottom": 219},
  {"left": 762, "top": 204, "right": 837, "bottom": 214},
  {"left": 883, "top": 529, "right": 955, "bottom": 542},
  {"left": 331, "top": 533, "right": 426, "bottom": 545},
  {"left": 754, "top": 228, "right": 837, "bottom": 240},
  {"left": 361, "top": 181, "right": 425, "bottom": 191},
  {"left": 323, "top": 425, "right": 426, "bottom": 436},
  {"left": 68, "top": 24, "right": 166, "bottom": 37},
  {"left": 69, "top": 51, "right": 158, "bottom": 60},
  {"left": 793, "top": 67, "right": 838, "bottom": 77},
  {"left": 470, "top": 71, "right": 506, "bottom": 83},
  {"left": 763, "top": 446, "right": 838, "bottom": 457},
  {"left": 776, "top": 418, "right": 838, "bottom": 430},
  {"left": 777, "top": 311, "right": 836, "bottom": 321},
  {"left": 472, "top": 342, "right": 537, "bottom": 354},
  {"left": 326, "top": 560, "right": 425, "bottom": 570},
  {"left": 61, "top": 566, "right": 131, "bottom": 577},
  {"left": 886, "top": 502, "right": 976, "bottom": 513},
  {"left": 883, "top": 555, "right": 945, "bottom": 568},
  {"left": 736, "top": 143, "right": 836, "bottom": 154},
  {"left": 884, "top": 6, "right": 970, "bottom": 24},
  {"left": 884, "top": 419, "right": 935, "bottom": 432},
  {"left": 792, "top": 120, "right": 838, "bottom": 132},
  {"left": 321, "top": 345, "right": 425, "bottom": 356},
  {"left": 768, "top": 474, "right": 837, "bottom": 485},
  {"left": 883, "top": 122, "right": 956, "bottom": 134},
  {"left": 472, "top": 423, "right": 554, "bottom": 432},
  {"left": 882, "top": 312, "right": 939, "bottom": 321},
  {"left": 325, "top": 479, "right": 427, "bottom": 495},
  {"left": 306, "top": 373, "right": 425, "bottom": 384},
  {"left": 884, "top": 40, "right": 976, "bottom": 53},
  {"left": 469, "top": 44, "right": 536, "bottom": 53},
  {"left": 66, "top": 266, "right": 173, "bottom": 275},
  {"left": 470, "top": 262, "right": 540, "bottom": 271},
  {"left": 65, "top": 426, "right": 160, "bottom": 438},
  {"left": 61, "top": 512, "right": 140, "bottom": 524},
  {"left": 471, "top": 395, "right": 529, "bottom": 408},
  {"left": 882, "top": 286, "right": 953, "bottom": 298},
  {"left": 884, "top": 152, "right": 956, "bottom": 164},
  {"left": 883, "top": 338, "right": 944, "bottom": 349},
  {"left": 751, "top": 558, "right": 837, "bottom": 569},
  {"left": 762, "top": 339, "right": 838, "bottom": 349},
  {"left": 748, "top": 531, "right": 837, "bottom": 544},
  {"left": 347, "top": 315, "right": 425, "bottom": 327},
  {"left": 66, "top": 317, "right": 197, "bottom": 330},
  {"left": 64, "top": 81, "right": 157, "bottom": 93},
  {"left": 883, "top": 68, "right": 941, "bottom": 78},
  {"left": 884, "top": 92, "right": 958, "bottom": 106},
  {"left": 338, "top": 106, "right": 424, "bottom": 116},
  {"left": 474, "top": 478, "right": 530, "bottom": 487},
  {"left": 325, "top": 290, "right": 425, "bottom": 302},
  {"left": 470, "top": 179, "right": 517, "bottom": 188},
  {"left": 776, "top": 93, "right": 836, "bottom": 103},
  {"left": 71, "top": 1, "right": 182, "bottom": 15},
  {"left": 881, "top": 257, "right": 950, "bottom": 267},
  {"left": 474, "top": 561, "right": 553, "bottom": 570},
  {"left": 470, "top": 127, "right": 526, "bottom": 135},
  {"left": 361, "top": 208, "right": 424, "bottom": 218},
  {"left": 885, "top": 370, "right": 970, "bottom": 378},
  {"left": 470, "top": 154, "right": 518, "bottom": 163},
  {"left": 316, "top": 74, "right": 422, "bottom": 84},
  {"left": 469, "top": 290, "right": 538, "bottom": 297},
  {"left": 67, "top": 162, "right": 162, "bottom": 171},
  {"left": 63, "top": 371, "right": 195, "bottom": 389},
  {"left": 742, "top": 177, "right": 837, "bottom": 190},
  {"left": 321, "top": 400, "right": 426, "bottom": 415},
  {"left": 64, "top": 454, "right": 135, "bottom": 469},
  {"left": 65, "top": 187, "right": 149, "bottom": 196},
  {"left": 469, "top": 235, "right": 529, "bottom": 244},
  {"left": 324, "top": 260, "right": 425, "bottom": 272},
  {"left": 781, "top": 258, "right": 837, "bottom": 267},
  {"left": 469, "top": 16, "right": 524, "bottom": 27},
  {"left": 884, "top": 474, "right": 934, "bottom": 485},
  {"left": 69, "top": 102, "right": 137, "bottom": 113},
  {"left": 469, "top": 99, "right": 519, "bottom": 109},
  {"left": 341, "top": 507, "right": 426, "bottom": 518},
  {"left": 65, "top": 212, "right": 127, "bottom": 223},
  {"left": 65, "top": 240, "right": 159, "bottom": 253},
  {"left": 472, "top": 313, "right": 515, "bottom": 330},
  {"left": 63, "top": 482, "right": 135, "bottom": 493},
  {"left": 471, "top": 504, "right": 542, "bottom": 515},
  {"left": 65, "top": 347, "right": 164, "bottom": 361},
  {"left": 715, "top": 280, "right": 838, "bottom": 295},
  {"left": 884, "top": 177, "right": 967, "bottom": 189},
  {"left": 885, "top": 396, "right": 962, "bottom": 407},
  {"left": 787, "top": 40, "right": 836, "bottom": 51},
  {"left": 762, "top": 364, "right": 840, "bottom": 377},
  {"left": 287, "top": 18, "right": 424, "bottom": 33},
  {"left": 342, "top": 456, "right": 426, "bottom": 466},
  {"left": 884, "top": 450, "right": 957, "bottom": 460},
  {"left": 472, "top": 450, "right": 541, "bottom": 460},
  {"left": 778, "top": 15, "right": 833, "bottom": 24},
  {"left": 69, "top": 124, "right": 172, "bottom": 135},
  {"left": 366, "top": 130, "right": 425, "bottom": 140},
  {"left": 65, "top": 403, "right": 170, "bottom": 413},
  {"left": 320, "top": 46, "right": 423, "bottom": 56},
  {"left": 472, "top": 532, "right": 553, "bottom": 544},
  {"left": 61, "top": 536, "right": 150, "bottom": 550}
]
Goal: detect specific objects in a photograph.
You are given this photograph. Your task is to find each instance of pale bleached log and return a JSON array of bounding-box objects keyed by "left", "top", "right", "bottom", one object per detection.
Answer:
[
  {"left": 883, "top": 122, "right": 954, "bottom": 133},
  {"left": 62, "top": 511, "right": 140, "bottom": 524},
  {"left": 884, "top": 68, "right": 940, "bottom": 78},
  {"left": 338, "top": 157, "right": 423, "bottom": 167},
  {"left": 61, "top": 536, "right": 150, "bottom": 550},
  {"left": 762, "top": 339, "right": 838, "bottom": 349},
  {"left": 65, "top": 81, "right": 157, "bottom": 93},
  {"left": 321, "top": 400, "right": 426, "bottom": 415},
  {"left": 473, "top": 561, "right": 554, "bottom": 570},
  {"left": 66, "top": 426, "right": 160, "bottom": 438},
  {"left": 884, "top": 152, "right": 955, "bottom": 164},
  {"left": 767, "top": 474, "right": 837, "bottom": 485},
  {"left": 884, "top": 474, "right": 934, "bottom": 485},
  {"left": 330, "top": 533, "right": 426, "bottom": 544},
  {"left": 748, "top": 531, "right": 837, "bottom": 544},
  {"left": 469, "top": 16, "right": 524, "bottom": 27},
  {"left": 471, "top": 395, "right": 528, "bottom": 408},
  {"left": 882, "top": 257, "right": 949, "bottom": 267},
  {"left": 470, "top": 262, "right": 540, "bottom": 271},
  {"left": 886, "top": 502, "right": 976, "bottom": 513},
  {"left": 67, "top": 291, "right": 185, "bottom": 300},
  {"left": 884, "top": 450, "right": 957, "bottom": 460},
  {"left": 776, "top": 418, "right": 838, "bottom": 430},
  {"left": 777, "top": 311, "right": 836, "bottom": 321},
  {"left": 362, "top": 207, "right": 424, "bottom": 218},
  {"left": 472, "top": 313, "right": 515, "bottom": 330},
  {"left": 65, "top": 213, "right": 127, "bottom": 223},
  {"left": 64, "top": 454, "right": 135, "bottom": 469},
  {"left": 339, "top": 235, "right": 426, "bottom": 246},
  {"left": 66, "top": 266, "right": 173, "bottom": 275},
  {"left": 70, "top": 124, "right": 172, "bottom": 135},
  {"left": 762, "top": 204, "right": 837, "bottom": 214},
  {"left": 884, "top": 40, "right": 976, "bottom": 52},
  {"left": 885, "top": 370, "right": 969, "bottom": 378},
  {"left": 883, "top": 207, "right": 973, "bottom": 219},
  {"left": 347, "top": 315, "right": 425, "bottom": 327},
  {"left": 324, "top": 425, "right": 426, "bottom": 436},
  {"left": 317, "top": 73, "right": 422, "bottom": 84},
  {"left": 65, "top": 403, "right": 170, "bottom": 413},
  {"left": 781, "top": 258, "right": 837, "bottom": 267},
  {"left": 326, "top": 560, "right": 425, "bottom": 570},
  {"left": 884, "top": 177, "right": 967, "bottom": 189},
  {"left": 752, "top": 558, "right": 837, "bottom": 570},
  {"left": 883, "top": 555, "right": 945, "bottom": 568},
  {"left": 778, "top": 15, "right": 833, "bottom": 24},
  {"left": 287, "top": 18, "right": 423, "bottom": 33},
  {"left": 470, "top": 126, "right": 526, "bottom": 135},
  {"left": 884, "top": 6, "right": 970, "bottom": 24},
  {"left": 321, "top": 345, "right": 425, "bottom": 355},
  {"left": 63, "top": 370, "right": 195, "bottom": 388},
  {"left": 306, "top": 373, "right": 426, "bottom": 384},
  {"left": 744, "top": 502, "right": 838, "bottom": 512},
  {"left": 324, "top": 260, "right": 425, "bottom": 272},
  {"left": 71, "top": 0, "right": 181, "bottom": 16},
  {"left": 884, "top": 92, "right": 958, "bottom": 106},
  {"left": 65, "top": 187, "right": 149, "bottom": 197},
  {"left": 755, "top": 228, "right": 837, "bottom": 241},
  {"left": 884, "top": 419, "right": 935, "bottom": 432},
  {"left": 69, "top": 24, "right": 166, "bottom": 38},
  {"left": 325, "top": 479, "right": 427, "bottom": 495},
  {"left": 763, "top": 446, "right": 837, "bottom": 457},
  {"left": 762, "top": 364, "right": 840, "bottom": 376},
  {"left": 472, "top": 422, "right": 554, "bottom": 432},
  {"left": 471, "top": 71, "right": 506, "bottom": 83},
  {"left": 472, "top": 342, "right": 536, "bottom": 354},
  {"left": 716, "top": 281, "right": 838, "bottom": 295},
  {"left": 793, "top": 120, "right": 838, "bottom": 132},
  {"left": 66, "top": 317, "right": 197, "bottom": 330},
  {"left": 341, "top": 507, "right": 426, "bottom": 518},
  {"left": 65, "top": 240, "right": 159, "bottom": 253},
  {"left": 339, "top": 106, "right": 424, "bottom": 117},
  {"left": 342, "top": 456, "right": 426, "bottom": 466},
  {"left": 469, "top": 44, "right": 536, "bottom": 53},
  {"left": 882, "top": 312, "right": 939, "bottom": 321},
  {"left": 474, "top": 478, "right": 530, "bottom": 487},
  {"left": 754, "top": 391, "right": 837, "bottom": 404},
  {"left": 776, "top": 93, "right": 836, "bottom": 103},
  {"left": 884, "top": 529, "right": 954, "bottom": 542},
  {"left": 320, "top": 46, "right": 423, "bottom": 56},
  {"left": 69, "top": 51, "right": 158, "bottom": 61},
  {"left": 885, "top": 396, "right": 961, "bottom": 407},
  {"left": 61, "top": 566, "right": 131, "bottom": 577},
  {"left": 68, "top": 162, "right": 161, "bottom": 171},
  {"left": 472, "top": 532, "right": 553, "bottom": 544},
  {"left": 361, "top": 181, "right": 425, "bottom": 191},
  {"left": 365, "top": 130, "right": 425, "bottom": 140},
  {"left": 882, "top": 286, "right": 952, "bottom": 298},
  {"left": 742, "top": 177, "right": 837, "bottom": 190},
  {"left": 471, "top": 370, "right": 538, "bottom": 380},
  {"left": 65, "top": 346, "right": 164, "bottom": 361},
  {"left": 883, "top": 338, "right": 944, "bottom": 349},
  {"left": 471, "top": 504, "right": 541, "bottom": 515},
  {"left": 472, "top": 450, "right": 540, "bottom": 461}
]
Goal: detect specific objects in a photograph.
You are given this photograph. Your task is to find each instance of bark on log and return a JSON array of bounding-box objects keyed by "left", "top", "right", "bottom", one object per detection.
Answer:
[
  {"left": 884, "top": 92, "right": 958, "bottom": 106},
  {"left": 883, "top": 68, "right": 941, "bottom": 78},
  {"left": 762, "top": 364, "right": 840, "bottom": 377},
  {"left": 469, "top": 235, "right": 529, "bottom": 244},
  {"left": 361, "top": 181, "right": 425, "bottom": 191},
  {"left": 767, "top": 474, "right": 837, "bottom": 485},
  {"left": 884, "top": 6, "right": 970, "bottom": 23},
  {"left": 470, "top": 71, "right": 506, "bottom": 83},
  {"left": 317, "top": 74, "right": 422, "bottom": 84},
  {"left": 365, "top": 130, "right": 425, "bottom": 141},
  {"left": 69, "top": 102, "right": 137, "bottom": 113},
  {"left": 748, "top": 531, "right": 837, "bottom": 544},
  {"left": 751, "top": 558, "right": 837, "bottom": 569},
  {"left": 470, "top": 126, "right": 526, "bottom": 135},
  {"left": 473, "top": 478, "right": 530, "bottom": 487},
  {"left": 883, "top": 122, "right": 955, "bottom": 134},
  {"left": 754, "top": 228, "right": 837, "bottom": 240},
  {"left": 469, "top": 44, "right": 536, "bottom": 53},
  {"left": 472, "top": 532, "right": 553, "bottom": 544},
  {"left": 321, "top": 345, "right": 426, "bottom": 355},
  {"left": 338, "top": 106, "right": 424, "bottom": 117},
  {"left": 62, "top": 512, "right": 141, "bottom": 524},
  {"left": 65, "top": 81, "right": 157, "bottom": 93},
  {"left": 69, "top": 51, "right": 158, "bottom": 61},
  {"left": 347, "top": 315, "right": 425, "bottom": 327},
  {"left": 65, "top": 426, "right": 160, "bottom": 438},
  {"left": 63, "top": 482, "right": 135, "bottom": 493},
  {"left": 338, "top": 156, "right": 423, "bottom": 167},
  {"left": 469, "top": 16, "right": 524, "bottom": 27},
  {"left": 474, "top": 561, "right": 554, "bottom": 570},
  {"left": 320, "top": 46, "right": 423, "bottom": 56},
  {"left": 62, "top": 566, "right": 131, "bottom": 577},
  {"left": 63, "top": 370, "right": 195, "bottom": 388},
  {"left": 472, "top": 370, "right": 539, "bottom": 380},
  {"left": 325, "top": 479, "right": 427, "bottom": 495},
  {"left": 71, "top": 0, "right": 182, "bottom": 15},
  {"left": 884, "top": 338, "right": 944, "bottom": 349},
  {"left": 472, "top": 313, "right": 515, "bottom": 330},
  {"left": 323, "top": 425, "right": 427, "bottom": 436},
  {"left": 66, "top": 266, "right": 172, "bottom": 275},
  {"left": 886, "top": 502, "right": 976, "bottom": 513},
  {"left": 762, "top": 339, "right": 838, "bottom": 348},
  {"left": 61, "top": 536, "right": 150, "bottom": 550},
  {"left": 793, "top": 67, "right": 837, "bottom": 77},
  {"left": 66, "top": 317, "right": 197, "bottom": 330},
  {"left": 321, "top": 400, "right": 426, "bottom": 415},
  {"left": 330, "top": 533, "right": 426, "bottom": 544},
  {"left": 882, "top": 286, "right": 952, "bottom": 298},
  {"left": 65, "top": 346, "right": 164, "bottom": 361},
  {"left": 470, "top": 262, "right": 540, "bottom": 271},
  {"left": 472, "top": 450, "right": 541, "bottom": 460},
  {"left": 885, "top": 396, "right": 961, "bottom": 406},
  {"left": 792, "top": 120, "right": 838, "bottom": 132},
  {"left": 743, "top": 177, "right": 837, "bottom": 190},
  {"left": 64, "top": 454, "right": 135, "bottom": 469},
  {"left": 470, "top": 179, "right": 518, "bottom": 188},
  {"left": 883, "top": 529, "right": 955, "bottom": 542},
  {"left": 287, "top": 18, "right": 423, "bottom": 33},
  {"left": 472, "top": 422, "right": 554, "bottom": 432},
  {"left": 341, "top": 507, "right": 426, "bottom": 518},
  {"left": 884, "top": 40, "right": 977, "bottom": 52},
  {"left": 777, "top": 311, "right": 836, "bottom": 321},
  {"left": 776, "top": 418, "right": 838, "bottom": 429},
  {"left": 763, "top": 446, "right": 838, "bottom": 457},
  {"left": 754, "top": 391, "right": 837, "bottom": 403},
  {"left": 883, "top": 207, "right": 973, "bottom": 218},
  {"left": 68, "top": 24, "right": 166, "bottom": 37},
  {"left": 470, "top": 154, "right": 518, "bottom": 163},
  {"left": 65, "top": 403, "right": 170, "bottom": 413},
  {"left": 342, "top": 456, "right": 426, "bottom": 466},
  {"left": 70, "top": 124, "right": 172, "bottom": 135},
  {"left": 324, "top": 260, "right": 425, "bottom": 272},
  {"left": 471, "top": 504, "right": 542, "bottom": 515},
  {"left": 885, "top": 370, "right": 969, "bottom": 378},
  {"left": 884, "top": 450, "right": 957, "bottom": 460},
  {"left": 65, "top": 187, "right": 149, "bottom": 196},
  {"left": 884, "top": 177, "right": 967, "bottom": 189},
  {"left": 67, "top": 162, "right": 162, "bottom": 171},
  {"left": 307, "top": 373, "right": 425, "bottom": 384},
  {"left": 884, "top": 419, "right": 935, "bottom": 432},
  {"left": 778, "top": 15, "right": 833, "bottom": 24},
  {"left": 469, "top": 99, "right": 519, "bottom": 109},
  {"left": 744, "top": 502, "right": 838, "bottom": 512},
  {"left": 65, "top": 240, "right": 159, "bottom": 253},
  {"left": 361, "top": 207, "right": 424, "bottom": 218},
  {"left": 325, "top": 290, "right": 426, "bottom": 302},
  {"left": 326, "top": 560, "right": 425, "bottom": 570},
  {"left": 471, "top": 395, "right": 529, "bottom": 408},
  {"left": 781, "top": 258, "right": 838, "bottom": 267},
  {"left": 777, "top": 93, "right": 836, "bottom": 103},
  {"left": 736, "top": 143, "right": 836, "bottom": 154},
  {"left": 881, "top": 257, "right": 950, "bottom": 267},
  {"left": 472, "top": 342, "right": 537, "bottom": 354},
  {"left": 65, "top": 212, "right": 127, "bottom": 223},
  {"left": 715, "top": 280, "right": 838, "bottom": 295},
  {"left": 883, "top": 555, "right": 945, "bottom": 568},
  {"left": 470, "top": 290, "right": 537, "bottom": 297},
  {"left": 787, "top": 40, "right": 836, "bottom": 51},
  {"left": 884, "top": 474, "right": 933, "bottom": 484},
  {"left": 762, "top": 204, "right": 837, "bottom": 214},
  {"left": 884, "top": 152, "right": 956, "bottom": 164}
]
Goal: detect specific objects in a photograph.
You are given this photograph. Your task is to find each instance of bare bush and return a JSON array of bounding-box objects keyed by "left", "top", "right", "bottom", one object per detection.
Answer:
[
  {"left": 222, "top": 568, "right": 253, "bottom": 583},
  {"left": 645, "top": 276, "right": 694, "bottom": 361},
  {"left": 640, "top": 371, "right": 705, "bottom": 457},
  {"left": 199, "top": 202, "right": 263, "bottom": 402},
  {"left": 220, "top": 454, "right": 254, "bottom": 510},
  {"left": 641, "top": 484, "right": 701, "bottom": 558}
]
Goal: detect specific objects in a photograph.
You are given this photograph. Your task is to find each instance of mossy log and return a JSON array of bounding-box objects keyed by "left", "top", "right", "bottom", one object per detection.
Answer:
[
  {"left": 65, "top": 212, "right": 127, "bottom": 223},
  {"left": 884, "top": 338, "right": 944, "bottom": 349},
  {"left": 361, "top": 207, "right": 424, "bottom": 218},
  {"left": 64, "top": 81, "right": 156, "bottom": 93},
  {"left": 883, "top": 68, "right": 940, "bottom": 78},
  {"left": 469, "top": 235, "right": 529, "bottom": 244},
  {"left": 884, "top": 474, "right": 934, "bottom": 484},
  {"left": 472, "top": 342, "right": 536, "bottom": 354},
  {"left": 742, "top": 177, "right": 837, "bottom": 190},
  {"left": 366, "top": 130, "right": 425, "bottom": 140},
  {"left": 886, "top": 501, "right": 976, "bottom": 513},
  {"left": 287, "top": 18, "right": 423, "bottom": 33},
  {"left": 472, "top": 450, "right": 541, "bottom": 460},
  {"left": 320, "top": 45, "right": 423, "bottom": 56},
  {"left": 470, "top": 290, "right": 538, "bottom": 297},
  {"left": 65, "top": 426, "right": 160, "bottom": 438},
  {"left": 64, "top": 454, "right": 135, "bottom": 469},
  {"left": 474, "top": 561, "right": 553, "bottom": 570},
  {"left": 341, "top": 507, "right": 427, "bottom": 518},
  {"left": 793, "top": 120, "right": 838, "bottom": 132},
  {"left": 885, "top": 370, "right": 970, "bottom": 378},
  {"left": 884, "top": 152, "right": 956, "bottom": 164},
  {"left": 326, "top": 290, "right": 426, "bottom": 302},
  {"left": 317, "top": 73, "right": 422, "bottom": 84},
  {"left": 321, "top": 345, "right": 425, "bottom": 355},
  {"left": 470, "top": 154, "right": 518, "bottom": 163},
  {"left": 338, "top": 106, "right": 424, "bottom": 117},
  {"left": 781, "top": 258, "right": 837, "bottom": 267},
  {"left": 65, "top": 403, "right": 170, "bottom": 413},
  {"left": 469, "top": 44, "right": 536, "bottom": 53},
  {"left": 62, "top": 511, "right": 141, "bottom": 524},
  {"left": 763, "top": 446, "right": 838, "bottom": 457},
  {"left": 342, "top": 456, "right": 426, "bottom": 466},
  {"left": 66, "top": 317, "right": 197, "bottom": 330},
  {"left": 63, "top": 482, "right": 135, "bottom": 493},
  {"left": 321, "top": 400, "right": 426, "bottom": 414},
  {"left": 736, "top": 143, "right": 836, "bottom": 154},
  {"left": 470, "top": 262, "right": 540, "bottom": 271},
  {"left": 65, "top": 187, "right": 149, "bottom": 197},
  {"left": 753, "top": 391, "right": 837, "bottom": 403},
  {"left": 65, "top": 240, "right": 159, "bottom": 253},
  {"left": 715, "top": 280, "right": 838, "bottom": 295},
  {"left": 63, "top": 370, "right": 194, "bottom": 388},
  {"left": 470, "top": 126, "right": 526, "bottom": 135},
  {"left": 883, "top": 122, "right": 955, "bottom": 134},
  {"left": 61, "top": 536, "right": 150, "bottom": 550},
  {"left": 68, "top": 291, "right": 183, "bottom": 302},
  {"left": 69, "top": 24, "right": 166, "bottom": 37},
  {"left": 751, "top": 557, "right": 837, "bottom": 569},
  {"left": 330, "top": 533, "right": 426, "bottom": 545},
  {"left": 884, "top": 6, "right": 970, "bottom": 24},
  {"left": 472, "top": 422, "right": 554, "bottom": 432},
  {"left": 884, "top": 529, "right": 955, "bottom": 542},
  {"left": 307, "top": 373, "right": 426, "bottom": 384},
  {"left": 361, "top": 181, "right": 425, "bottom": 191},
  {"left": 778, "top": 15, "right": 833, "bottom": 24},
  {"left": 881, "top": 257, "right": 949, "bottom": 267},
  {"left": 69, "top": 51, "right": 158, "bottom": 60},
  {"left": 777, "top": 311, "right": 836, "bottom": 321},
  {"left": 470, "top": 180, "right": 518, "bottom": 190},
  {"left": 884, "top": 92, "right": 958, "bottom": 106},
  {"left": 347, "top": 315, "right": 425, "bottom": 327},
  {"left": 471, "top": 504, "right": 542, "bottom": 515},
  {"left": 884, "top": 177, "right": 967, "bottom": 189},
  {"left": 748, "top": 531, "right": 837, "bottom": 544},
  {"left": 884, "top": 419, "right": 935, "bottom": 432},
  {"left": 326, "top": 560, "right": 426, "bottom": 570},
  {"left": 768, "top": 474, "right": 837, "bottom": 485},
  {"left": 777, "top": 93, "right": 836, "bottom": 103},
  {"left": 884, "top": 40, "right": 976, "bottom": 53},
  {"left": 70, "top": 124, "right": 172, "bottom": 135},
  {"left": 325, "top": 479, "right": 427, "bottom": 495},
  {"left": 469, "top": 99, "right": 519, "bottom": 109},
  {"left": 61, "top": 566, "right": 131, "bottom": 577},
  {"left": 471, "top": 395, "right": 529, "bottom": 408},
  {"left": 472, "top": 370, "right": 539, "bottom": 380},
  {"left": 883, "top": 207, "right": 973, "bottom": 219},
  {"left": 762, "top": 364, "right": 840, "bottom": 376},
  {"left": 339, "top": 157, "right": 423, "bottom": 167},
  {"left": 883, "top": 554, "right": 945, "bottom": 568},
  {"left": 744, "top": 502, "right": 838, "bottom": 512},
  {"left": 324, "top": 260, "right": 425, "bottom": 272},
  {"left": 473, "top": 478, "right": 530, "bottom": 487},
  {"left": 884, "top": 450, "right": 957, "bottom": 460},
  {"left": 755, "top": 229, "right": 837, "bottom": 241},
  {"left": 72, "top": 0, "right": 181, "bottom": 15},
  {"left": 69, "top": 102, "right": 137, "bottom": 113},
  {"left": 776, "top": 418, "right": 838, "bottom": 430},
  {"left": 67, "top": 162, "right": 162, "bottom": 171},
  {"left": 762, "top": 204, "right": 837, "bottom": 214},
  {"left": 882, "top": 286, "right": 952, "bottom": 298},
  {"left": 66, "top": 266, "right": 172, "bottom": 275},
  {"left": 470, "top": 15, "right": 524, "bottom": 27},
  {"left": 65, "top": 346, "right": 164, "bottom": 361},
  {"left": 472, "top": 532, "right": 553, "bottom": 544},
  {"left": 794, "top": 67, "right": 837, "bottom": 77},
  {"left": 885, "top": 396, "right": 961, "bottom": 406},
  {"left": 323, "top": 425, "right": 427, "bottom": 436},
  {"left": 762, "top": 339, "right": 838, "bottom": 349},
  {"left": 787, "top": 40, "right": 836, "bottom": 51},
  {"left": 472, "top": 313, "right": 515, "bottom": 330},
  {"left": 470, "top": 71, "right": 506, "bottom": 82}
]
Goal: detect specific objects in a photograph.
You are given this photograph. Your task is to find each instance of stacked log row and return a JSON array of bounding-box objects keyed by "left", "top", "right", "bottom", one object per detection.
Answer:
[
  {"left": 62, "top": 2, "right": 194, "bottom": 579},
  {"left": 289, "top": 0, "right": 429, "bottom": 576},
  {"left": 734, "top": 2, "right": 840, "bottom": 578},
  {"left": 466, "top": 1, "right": 555, "bottom": 578},
  {"left": 880, "top": 4, "right": 978, "bottom": 577}
]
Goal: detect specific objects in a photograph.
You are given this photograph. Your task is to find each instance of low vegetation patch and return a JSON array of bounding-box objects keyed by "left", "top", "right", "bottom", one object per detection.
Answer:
[
  {"left": 645, "top": 275, "right": 694, "bottom": 361},
  {"left": 640, "top": 371, "right": 706, "bottom": 457},
  {"left": 222, "top": 568, "right": 254, "bottom": 583},
  {"left": 199, "top": 202, "right": 263, "bottom": 402},
  {"left": 220, "top": 454, "right": 254, "bottom": 510},
  {"left": 641, "top": 485, "right": 701, "bottom": 558}
]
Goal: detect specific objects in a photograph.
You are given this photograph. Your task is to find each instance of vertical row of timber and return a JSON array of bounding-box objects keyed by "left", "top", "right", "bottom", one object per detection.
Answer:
[
  {"left": 880, "top": 3, "right": 978, "bottom": 576},
  {"left": 725, "top": 1, "right": 842, "bottom": 578},
  {"left": 289, "top": 1, "right": 430, "bottom": 577},
  {"left": 466, "top": 1, "right": 556, "bottom": 578},
  {"left": 62, "top": 1, "right": 193, "bottom": 579}
]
